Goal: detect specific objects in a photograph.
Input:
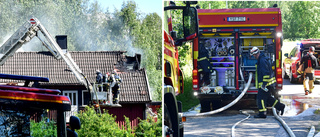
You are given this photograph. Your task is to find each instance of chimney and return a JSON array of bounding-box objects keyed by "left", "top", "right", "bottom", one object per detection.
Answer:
[{"left": 55, "top": 35, "right": 67, "bottom": 53}]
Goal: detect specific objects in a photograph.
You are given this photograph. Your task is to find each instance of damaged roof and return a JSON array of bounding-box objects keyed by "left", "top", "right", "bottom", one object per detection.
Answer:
[{"left": 0, "top": 51, "right": 151, "bottom": 103}]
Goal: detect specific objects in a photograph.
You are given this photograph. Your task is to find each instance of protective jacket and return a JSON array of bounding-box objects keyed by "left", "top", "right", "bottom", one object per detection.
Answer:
[
  {"left": 96, "top": 72, "right": 103, "bottom": 84},
  {"left": 301, "top": 52, "right": 318, "bottom": 71},
  {"left": 256, "top": 52, "right": 276, "bottom": 88},
  {"left": 197, "top": 43, "right": 212, "bottom": 73}
]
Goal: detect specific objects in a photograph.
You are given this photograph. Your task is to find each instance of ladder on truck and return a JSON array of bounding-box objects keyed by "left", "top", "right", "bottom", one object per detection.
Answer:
[{"left": 0, "top": 18, "right": 121, "bottom": 112}]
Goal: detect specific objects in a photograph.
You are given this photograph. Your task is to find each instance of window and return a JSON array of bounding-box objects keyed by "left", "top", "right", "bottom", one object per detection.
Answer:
[
  {"left": 289, "top": 47, "right": 297, "bottom": 57},
  {"left": 63, "top": 90, "right": 78, "bottom": 122}
]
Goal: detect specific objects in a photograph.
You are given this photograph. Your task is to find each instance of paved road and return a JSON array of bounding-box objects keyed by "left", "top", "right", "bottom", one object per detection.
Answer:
[{"left": 184, "top": 78, "right": 320, "bottom": 137}]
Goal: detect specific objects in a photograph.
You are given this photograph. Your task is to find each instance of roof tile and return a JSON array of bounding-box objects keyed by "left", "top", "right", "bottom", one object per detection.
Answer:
[{"left": 0, "top": 51, "right": 151, "bottom": 103}]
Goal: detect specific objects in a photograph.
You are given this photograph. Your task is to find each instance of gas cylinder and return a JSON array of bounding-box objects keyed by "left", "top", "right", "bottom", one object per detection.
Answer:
[
  {"left": 228, "top": 70, "right": 234, "bottom": 87},
  {"left": 225, "top": 70, "right": 229, "bottom": 86},
  {"left": 210, "top": 70, "right": 217, "bottom": 86},
  {"left": 231, "top": 70, "right": 235, "bottom": 86}
]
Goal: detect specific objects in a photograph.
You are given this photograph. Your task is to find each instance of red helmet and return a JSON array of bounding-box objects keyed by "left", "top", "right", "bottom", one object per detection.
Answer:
[{"left": 106, "top": 72, "right": 110, "bottom": 77}]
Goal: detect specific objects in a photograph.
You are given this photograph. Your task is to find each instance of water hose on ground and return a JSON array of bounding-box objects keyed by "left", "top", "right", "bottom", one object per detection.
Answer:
[
  {"left": 231, "top": 110, "right": 251, "bottom": 137},
  {"left": 183, "top": 72, "right": 253, "bottom": 117},
  {"left": 272, "top": 107, "right": 296, "bottom": 137},
  {"left": 307, "top": 126, "right": 315, "bottom": 137}
]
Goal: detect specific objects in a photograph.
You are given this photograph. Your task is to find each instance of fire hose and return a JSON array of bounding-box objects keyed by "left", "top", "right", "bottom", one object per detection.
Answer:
[
  {"left": 231, "top": 110, "right": 252, "bottom": 137},
  {"left": 272, "top": 107, "right": 296, "bottom": 137},
  {"left": 183, "top": 72, "right": 253, "bottom": 117}
]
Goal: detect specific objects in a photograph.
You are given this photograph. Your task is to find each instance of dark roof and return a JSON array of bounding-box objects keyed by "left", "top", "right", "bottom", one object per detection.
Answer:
[{"left": 0, "top": 51, "right": 151, "bottom": 103}]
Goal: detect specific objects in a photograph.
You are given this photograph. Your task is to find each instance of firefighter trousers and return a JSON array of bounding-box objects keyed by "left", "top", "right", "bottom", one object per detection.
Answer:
[
  {"left": 112, "top": 85, "right": 120, "bottom": 104},
  {"left": 257, "top": 88, "right": 283, "bottom": 112},
  {"left": 303, "top": 73, "right": 314, "bottom": 92}
]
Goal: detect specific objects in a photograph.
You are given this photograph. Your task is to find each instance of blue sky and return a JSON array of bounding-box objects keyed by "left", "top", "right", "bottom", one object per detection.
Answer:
[{"left": 92, "top": 0, "right": 162, "bottom": 17}]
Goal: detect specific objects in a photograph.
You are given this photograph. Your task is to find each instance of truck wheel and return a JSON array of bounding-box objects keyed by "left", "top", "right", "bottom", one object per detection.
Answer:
[
  {"left": 282, "top": 68, "right": 289, "bottom": 79},
  {"left": 290, "top": 71, "right": 296, "bottom": 83},
  {"left": 200, "top": 100, "right": 222, "bottom": 112},
  {"left": 179, "top": 127, "right": 184, "bottom": 137},
  {"left": 211, "top": 100, "right": 222, "bottom": 110},
  {"left": 200, "top": 100, "right": 211, "bottom": 113},
  {"left": 164, "top": 104, "right": 174, "bottom": 137},
  {"left": 164, "top": 100, "right": 179, "bottom": 137}
]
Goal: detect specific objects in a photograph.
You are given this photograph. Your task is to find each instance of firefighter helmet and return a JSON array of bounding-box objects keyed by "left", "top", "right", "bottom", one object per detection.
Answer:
[
  {"left": 250, "top": 46, "right": 260, "bottom": 56},
  {"left": 113, "top": 70, "right": 118, "bottom": 75},
  {"left": 309, "top": 46, "right": 315, "bottom": 52}
]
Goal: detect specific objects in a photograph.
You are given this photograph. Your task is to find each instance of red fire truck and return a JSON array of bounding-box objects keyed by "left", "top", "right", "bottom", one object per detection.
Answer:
[
  {"left": 192, "top": 5, "right": 284, "bottom": 112},
  {"left": 283, "top": 39, "right": 320, "bottom": 83}
]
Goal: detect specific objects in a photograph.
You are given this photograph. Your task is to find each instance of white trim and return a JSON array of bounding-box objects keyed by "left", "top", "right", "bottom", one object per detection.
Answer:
[
  {"left": 63, "top": 90, "right": 78, "bottom": 122},
  {"left": 144, "top": 69, "right": 152, "bottom": 101}
]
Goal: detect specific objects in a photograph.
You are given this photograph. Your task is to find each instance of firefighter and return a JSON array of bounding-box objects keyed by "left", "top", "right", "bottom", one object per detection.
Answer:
[
  {"left": 299, "top": 46, "right": 318, "bottom": 95},
  {"left": 96, "top": 70, "right": 103, "bottom": 92},
  {"left": 198, "top": 41, "right": 212, "bottom": 86},
  {"left": 112, "top": 70, "right": 122, "bottom": 104},
  {"left": 250, "top": 47, "right": 285, "bottom": 118}
]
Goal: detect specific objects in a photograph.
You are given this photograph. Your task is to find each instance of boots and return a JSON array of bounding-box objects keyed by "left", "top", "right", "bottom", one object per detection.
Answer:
[
  {"left": 305, "top": 90, "right": 309, "bottom": 95},
  {"left": 275, "top": 102, "right": 285, "bottom": 116},
  {"left": 254, "top": 111, "right": 267, "bottom": 118}
]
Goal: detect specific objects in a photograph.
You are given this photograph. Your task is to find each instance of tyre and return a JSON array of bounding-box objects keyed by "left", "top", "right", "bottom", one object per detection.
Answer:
[
  {"left": 164, "top": 97, "right": 179, "bottom": 137},
  {"left": 164, "top": 104, "right": 174, "bottom": 137},
  {"left": 200, "top": 99, "right": 222, "bottom": 112},
  {"left": 290, "top": 70, "right": 296, "bottom": 83},
  {"left": 200, "top": 100, "right": 211, "bottom": 113}
]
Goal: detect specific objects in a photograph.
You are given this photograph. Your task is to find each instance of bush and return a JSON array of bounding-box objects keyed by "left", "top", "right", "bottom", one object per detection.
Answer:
[
  {"left": 134, "top": 108, "right": 162, "bottom": 137},
  {"left": 30, "top": 118, "right": 57, "bottom": 137},
  {"left": 76, "top": 106, "right": 134, "bottom": 137}
]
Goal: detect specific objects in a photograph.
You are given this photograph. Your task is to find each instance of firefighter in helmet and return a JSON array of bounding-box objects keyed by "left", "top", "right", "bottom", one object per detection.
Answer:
[
  {"left": 250, "top": 47, "right": 285, "bottom": 118},
  {"left": 298, "top": 46, "right": 318, "bottom": 95},
  {"left": 96, "top": 70, "right": 103, "bottom": 92},
  {"left": 111, "top": 70, "right": 122, "bottom": 104}
]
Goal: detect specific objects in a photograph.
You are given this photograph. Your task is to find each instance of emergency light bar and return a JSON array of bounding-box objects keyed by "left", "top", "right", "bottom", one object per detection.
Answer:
[{"left": 227, "top": 17, "right": 246, "bottom": 22}]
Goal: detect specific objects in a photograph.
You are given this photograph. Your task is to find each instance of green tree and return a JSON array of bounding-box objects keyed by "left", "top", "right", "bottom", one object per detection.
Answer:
[{"left": 76, "top": 106, "right": 134, "bottom": 137}]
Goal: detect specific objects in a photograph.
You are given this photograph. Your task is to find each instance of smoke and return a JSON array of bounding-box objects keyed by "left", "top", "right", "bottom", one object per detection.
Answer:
[{"left": 0, "top": 0, "right": 145, "bottom": 57}]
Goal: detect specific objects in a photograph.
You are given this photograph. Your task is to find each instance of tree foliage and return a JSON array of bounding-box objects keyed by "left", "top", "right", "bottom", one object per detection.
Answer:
[
  {"left": 0, "top": 0, "right": 162, "bottom": 101},
  {"left": 30, "top": 118, "right": 57, "bottom": 137},
  {"left": 76, "top": 106, "right": 134, "bottom": 137},
  {"left": 134, "top": 108, "right": 162, "bottom": 137}
]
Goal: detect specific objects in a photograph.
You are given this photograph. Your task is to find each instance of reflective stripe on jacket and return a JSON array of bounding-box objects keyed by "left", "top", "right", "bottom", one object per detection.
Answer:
[{"left": 255, "top": 52, "right": 275, "bottom": 88}]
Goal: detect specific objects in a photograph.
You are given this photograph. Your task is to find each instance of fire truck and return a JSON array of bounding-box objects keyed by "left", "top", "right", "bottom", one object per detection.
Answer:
[
  {"left": 164, "top": 1, "right": 198, "bottom": 137},
  {"left": 0, "top": 73, "right": 80, "bottom": 137},
  {"left": 283, "top": 39, "right": 320, "bottom": 83},
  {"left": 192, "top": 5, "right": 284, "bottom": 112}
]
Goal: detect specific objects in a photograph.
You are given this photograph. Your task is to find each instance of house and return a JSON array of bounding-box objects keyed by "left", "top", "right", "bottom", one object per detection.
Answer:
[{"left": 0, "top": 50, "right": 152, "bottom": 127}]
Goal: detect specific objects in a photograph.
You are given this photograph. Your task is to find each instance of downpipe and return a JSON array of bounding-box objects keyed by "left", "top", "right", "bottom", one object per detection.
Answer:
[
  {"left": 272, "top": 107, "right": 296, "bottom": 137},
  {"left": 183, "top": 72, "right": 253, "bottom": 117}
]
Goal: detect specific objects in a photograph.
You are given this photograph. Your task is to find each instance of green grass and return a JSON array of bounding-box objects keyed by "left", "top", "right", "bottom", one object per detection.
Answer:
[
  {"left": 176, "top": 75, "right": 200, "bottom": 112},
  {"left": 176, "top": 56, "right": 200, "bottom": 112}
]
